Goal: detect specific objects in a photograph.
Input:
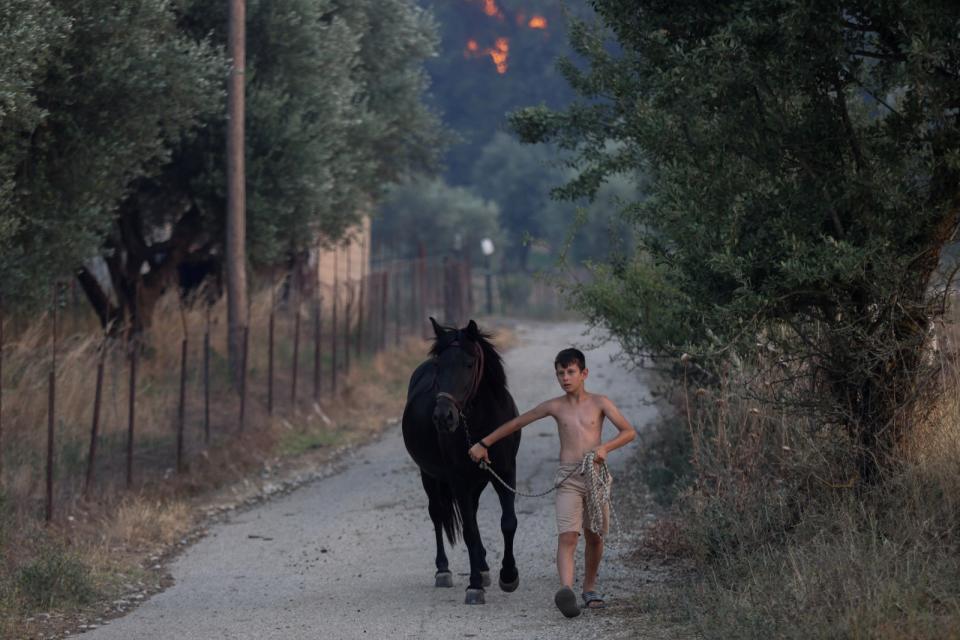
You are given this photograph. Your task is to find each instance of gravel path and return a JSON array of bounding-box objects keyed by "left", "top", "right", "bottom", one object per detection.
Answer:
[{"left": 86, "top": 321, "right": 659, "bottom": 640}]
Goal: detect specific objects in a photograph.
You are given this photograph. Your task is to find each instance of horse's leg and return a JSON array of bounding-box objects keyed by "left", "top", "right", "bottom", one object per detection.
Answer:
[
  {"left": 470, "top": 481, "right": 492, "bottom": 588},
  {"left": 492, "top": 470, "right": 520, "bottom": 592},
  {"left": 421, "top": 472, "right": 453, "bottom": 587},
  {"left": 456, "top": 485, "right": 487, "bottom": 604}
]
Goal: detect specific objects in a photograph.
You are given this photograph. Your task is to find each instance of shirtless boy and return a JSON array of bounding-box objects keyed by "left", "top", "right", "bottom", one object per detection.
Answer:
[{"left": 467, "top": 348, "right": 636, "bottom": 618}]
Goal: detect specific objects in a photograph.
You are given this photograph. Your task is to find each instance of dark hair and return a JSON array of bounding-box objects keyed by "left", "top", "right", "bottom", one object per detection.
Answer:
[{"left": 554, "top": 348, "right": 586, "bottom": 371}]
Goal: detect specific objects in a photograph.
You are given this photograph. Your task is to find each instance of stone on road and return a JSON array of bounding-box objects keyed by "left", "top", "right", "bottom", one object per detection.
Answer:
[{"left": 87, "top": 322, "right": 658, "bottom": 640}]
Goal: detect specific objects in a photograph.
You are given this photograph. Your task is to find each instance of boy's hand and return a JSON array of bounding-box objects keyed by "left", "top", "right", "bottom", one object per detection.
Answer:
[
  {"left": 468, "top": 443, "right": 490, "bottom": 465},
  {"left": 593, "top": 446, "right": 608, "bottom": 465}
]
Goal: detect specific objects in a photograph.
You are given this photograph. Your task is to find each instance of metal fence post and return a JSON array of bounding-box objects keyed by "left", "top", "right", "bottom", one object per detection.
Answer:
[
  {"left": 126, "top": 339, "right": 137, "bottom": 489},
  {"left": 84, "top": 344, "right": 105, "bottom": 496},
  {"left": 176, "top": 337, "right": 187, "bottom": 473}
]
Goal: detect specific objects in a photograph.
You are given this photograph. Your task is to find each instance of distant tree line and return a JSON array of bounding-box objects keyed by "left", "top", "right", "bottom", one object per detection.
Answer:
[{"left": 0, "top": 0, "right": 445, "bottom": 331}]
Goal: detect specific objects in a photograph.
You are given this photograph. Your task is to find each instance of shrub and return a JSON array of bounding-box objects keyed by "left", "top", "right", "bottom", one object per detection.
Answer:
[{"left": 17, "top": 545, "right": 96, "bottom": 610}]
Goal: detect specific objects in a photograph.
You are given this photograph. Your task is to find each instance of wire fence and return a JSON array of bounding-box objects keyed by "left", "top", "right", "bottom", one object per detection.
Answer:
[{"left": 2, "top": 247, "right": 560, "bottom": 519}]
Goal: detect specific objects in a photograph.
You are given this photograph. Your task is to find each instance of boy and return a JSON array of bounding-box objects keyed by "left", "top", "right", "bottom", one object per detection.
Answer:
[{"left": 468, "top": 347, "right": 636, "bottom": 618}]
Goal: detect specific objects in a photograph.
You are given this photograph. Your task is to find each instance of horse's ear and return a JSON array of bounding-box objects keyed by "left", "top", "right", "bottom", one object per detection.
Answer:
[
  {"left": 466, "top": 319, "right": 479, "bottom": 337},
  {"left": 429, "top": 317, "right": 445, "bottom": 338}
]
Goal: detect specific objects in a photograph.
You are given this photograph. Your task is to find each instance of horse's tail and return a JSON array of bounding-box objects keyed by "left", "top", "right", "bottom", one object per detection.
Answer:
[{"left": 437, "top": 481, "right": 463, "bottom": 545}]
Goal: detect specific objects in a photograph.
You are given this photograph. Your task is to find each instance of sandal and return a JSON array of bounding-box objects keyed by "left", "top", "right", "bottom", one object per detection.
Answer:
[
  {"left": 554, "top": 586, "right": 581, "bottom": 618},
  {"left": 581, "top": 591, "right": 606, "bottom": 609}
]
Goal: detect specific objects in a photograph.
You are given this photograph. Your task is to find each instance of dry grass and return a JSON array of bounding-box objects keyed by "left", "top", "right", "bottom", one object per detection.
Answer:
[{"left": 639, "top": 322, "right": 960, "bottom": 639}]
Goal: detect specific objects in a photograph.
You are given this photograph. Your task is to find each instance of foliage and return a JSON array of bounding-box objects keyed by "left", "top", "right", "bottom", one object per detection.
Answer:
[
  {"left": 0, "top": 0, "right": 220, "bottom": 308},
  {"left": 373, "top": 177, "right": 501, "bottom": 259},
  {"left": 63, "top": 0, "right": 446, "bottom": 331},
  {"left": 511, "top": 0, "right": 960, "bottom": 472},
  {"left": 16, "top": 545, "right": 96, "bottom": 610}
]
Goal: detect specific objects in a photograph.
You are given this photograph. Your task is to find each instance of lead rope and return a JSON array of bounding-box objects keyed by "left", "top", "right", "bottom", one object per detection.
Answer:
[{"left": 462, "top": 415, "right": 620, "bottom": 540}]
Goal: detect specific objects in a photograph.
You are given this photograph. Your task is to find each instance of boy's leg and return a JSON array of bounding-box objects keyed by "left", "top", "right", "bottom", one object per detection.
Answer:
[
  {"left": 556, "top": 532, "right": 578, "bottom": 588},
  {"left": 582, "top": 528, "right": 603, "bottom": 594}
]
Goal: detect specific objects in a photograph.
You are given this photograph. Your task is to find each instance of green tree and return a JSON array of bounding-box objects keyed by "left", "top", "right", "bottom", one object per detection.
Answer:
[
  {"left": 373, "top": 177, "right": 502, "bottom": 260},
  {"left": 471, "top": 132, "right": 639, "bottom": 269},
  {"left": 0, "top": 0, "right": 220, "bottom": 310},
  {"left": 77, "top": 0, "right": 446, "bottom": 331},
  {"left": 512, "top": 1, "right": 960, "bottom": 476}
]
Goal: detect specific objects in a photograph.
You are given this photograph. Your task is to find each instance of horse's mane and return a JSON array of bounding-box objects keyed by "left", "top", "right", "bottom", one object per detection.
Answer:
[{"left": 429, "top": 324, "right": 508, "bottom": 398}]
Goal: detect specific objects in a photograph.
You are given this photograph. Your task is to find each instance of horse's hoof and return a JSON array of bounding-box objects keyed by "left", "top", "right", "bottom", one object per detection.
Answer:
[
  {"left": 435, "top": 571, "right": 453, "bottom": 588},
  {"left": 480, "top": 570, "right": 491, "bottom": 588},
  {"left": 465, "top": 588, "right": 486, "bottom": 605},
  {"left": 499, "top": 566, "right": 519, "bottom": 592}
]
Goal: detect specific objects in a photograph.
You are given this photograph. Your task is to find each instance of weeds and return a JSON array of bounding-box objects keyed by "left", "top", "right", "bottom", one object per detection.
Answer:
[
  {"left": 643, "top": 332, "right": 960, "bottom": 639},
  {"left": 16, "top": 544, "right": 97, "bottom": 610}
]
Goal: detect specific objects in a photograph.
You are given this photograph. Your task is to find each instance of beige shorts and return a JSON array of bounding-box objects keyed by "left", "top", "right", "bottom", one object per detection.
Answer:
[{"left": 554, "top": 463, "right": 611, "bottom": 536}]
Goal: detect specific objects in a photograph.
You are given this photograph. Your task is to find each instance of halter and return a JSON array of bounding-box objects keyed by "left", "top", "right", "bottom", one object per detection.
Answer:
[{"left": 434, "top": 335, "right": 485, "bottom": 421}]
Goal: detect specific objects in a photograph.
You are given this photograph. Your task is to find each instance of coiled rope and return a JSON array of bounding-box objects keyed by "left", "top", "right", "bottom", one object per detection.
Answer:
[{"left": 480, "top": 451, "right": 615, "bottom": 537}]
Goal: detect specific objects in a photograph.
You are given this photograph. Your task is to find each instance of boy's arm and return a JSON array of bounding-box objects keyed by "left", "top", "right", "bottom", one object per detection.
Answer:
[
  {"left": 467, "top": 401, "right": 552, "bottom": 464},
  {"left": 595, "top": 396, "right": 636, "bottom": 463}
]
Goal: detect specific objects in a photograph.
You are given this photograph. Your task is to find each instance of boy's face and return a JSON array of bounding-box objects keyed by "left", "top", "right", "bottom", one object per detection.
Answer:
[{"left": 555, "top": 362, "right": 587, "bottom": 393}]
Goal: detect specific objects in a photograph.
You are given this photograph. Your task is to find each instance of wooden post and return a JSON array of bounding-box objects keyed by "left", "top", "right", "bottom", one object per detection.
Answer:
[
  {"left": 343, "top": 284, "right": 352, "bottom": 375},
  {"left": 46, "top": 370, "right": 54, "bottom": 522},
  {"left": 0, "top": 299, "right": 4, "bottom": 488},
  {"left": 126, "top": 341, "right": 137, "bottom": 489},
  {"left": 313, "top": 297, "right": 322, "bottom": 402},
  {"left": 331, "top": 250, "right": 338, "bottom": 395},
  {"left": 176, "top": 337, "right": 187, "bottom": 473},
  {"left": 409, "top": 260, "right": 418, "bottom": 337},
  {"left": 291, "top": 276, "right": 301, "bottom": 406},
  {"left": 357, "top": 240, "right": 365, "bottom": 359},
  {"left": 267, "top": 284, "right": 275, "bottom": 415},
  {"left": 84, "top": 345, "right": 105, "bottom": 495},
  {"left": 226, "top": 0, "right": 249, "bottom": 387},
  {"left": 394, "top": 266, "right": 402, "bottom": 348},
  {"left": 203, "top": 307, "right": 211, "bottom": 444},
  {"left": 47, "top": 286, "right": 59, "bottom": 521},
  {"left": 380, "top": 271, "right": 389, "bottom": 351},
  {"left": 418, "top": 244, "right": 428, "bottom": 338},
  {"left": 239, "top": 325, "right": 249, "bottom": 431}
]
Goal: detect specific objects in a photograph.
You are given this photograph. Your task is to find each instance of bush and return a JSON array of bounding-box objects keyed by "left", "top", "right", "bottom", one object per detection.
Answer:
[
  {"left": 17, "top": 546, "right": 96, "bottom": 610},
  {"left": 641, "top": 365, "right": 960, "bottom": 639}
]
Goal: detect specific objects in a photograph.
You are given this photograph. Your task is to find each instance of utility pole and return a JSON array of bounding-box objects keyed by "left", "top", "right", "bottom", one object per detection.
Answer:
[{"left": 226, "top": 0, "right": 248, "bottom": 386}]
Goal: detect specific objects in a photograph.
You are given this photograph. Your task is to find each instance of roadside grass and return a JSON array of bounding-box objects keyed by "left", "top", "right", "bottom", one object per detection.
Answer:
[{"left": 640, "top": 333, "right": 960, "bottom": 638}]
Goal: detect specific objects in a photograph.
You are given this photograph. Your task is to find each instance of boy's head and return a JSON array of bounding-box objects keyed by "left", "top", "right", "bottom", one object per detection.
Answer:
[{"left": 554, "top": 348, "right": 587, "bottom": 392}]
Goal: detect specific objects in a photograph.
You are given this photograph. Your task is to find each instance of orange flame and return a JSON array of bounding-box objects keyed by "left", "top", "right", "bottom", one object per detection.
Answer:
[
  {"left": 482, "top": 0, "right": 504, "bottom": 19},
  {"left": 528, "top": 15, "right": 548, "bottom": 29},
  {"left": 464, "top": 37, "right": 510, "bottom": 74},
  {"left": 490, "top": 37, "right": 509, "bottom": 74}
]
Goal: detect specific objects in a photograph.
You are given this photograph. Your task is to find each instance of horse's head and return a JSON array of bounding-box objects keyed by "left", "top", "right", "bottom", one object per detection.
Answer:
[{"left": 430, "top": 317, "right": 485, "bottom": 434}]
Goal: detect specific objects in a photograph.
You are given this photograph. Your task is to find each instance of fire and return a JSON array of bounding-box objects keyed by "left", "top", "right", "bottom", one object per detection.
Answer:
[
  {"left": 490, "top": 37, "right": 509, "bottom": 74},
  {"left": 463, "top": 37, "right": 510, "bottom": 74},
  {"left": 482, "top": 0, "right": 504, "bottom": 19},
  {"left": 528, "top": 15, "right": 548, "bottom": 29}
]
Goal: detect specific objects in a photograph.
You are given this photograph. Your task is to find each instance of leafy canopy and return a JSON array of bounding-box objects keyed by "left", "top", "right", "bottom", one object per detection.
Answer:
[{"left": 512, "top": 0, "right": 960, "bottom": 462}]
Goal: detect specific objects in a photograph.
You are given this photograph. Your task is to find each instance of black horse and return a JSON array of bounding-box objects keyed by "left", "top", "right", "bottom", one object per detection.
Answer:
[{"left": 402, "top": 318, "right": 521, "bottom": 604}]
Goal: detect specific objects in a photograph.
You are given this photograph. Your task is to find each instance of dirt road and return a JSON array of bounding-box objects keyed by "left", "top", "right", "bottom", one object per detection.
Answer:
[{"left": 86, "top": 321, "right": 659, "bottom": 640}]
